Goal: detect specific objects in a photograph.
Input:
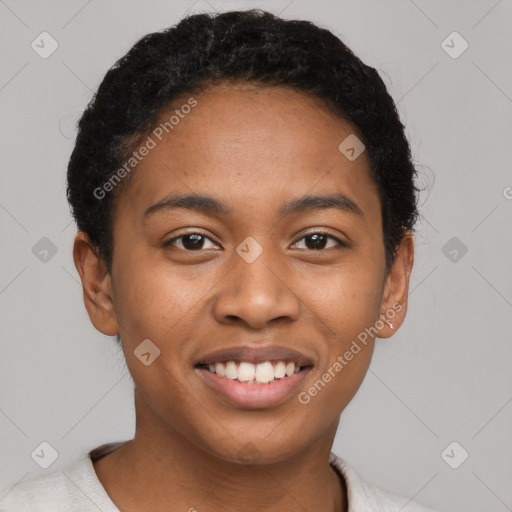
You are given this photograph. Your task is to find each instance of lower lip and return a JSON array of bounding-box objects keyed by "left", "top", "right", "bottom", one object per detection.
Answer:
[{"left": 196, "top": 367, "right": 311, "bottom": 409}]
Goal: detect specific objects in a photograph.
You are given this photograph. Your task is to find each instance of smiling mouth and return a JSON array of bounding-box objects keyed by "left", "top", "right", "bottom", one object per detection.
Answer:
[{"left": 195, "top": 360, "right": 311, "bottom": 385}]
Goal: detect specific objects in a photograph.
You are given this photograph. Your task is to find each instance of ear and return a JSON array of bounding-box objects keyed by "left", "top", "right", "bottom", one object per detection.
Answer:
[
  {"left": 72, "top": 232, "right": 119, "bottom": 336},
  {"left": 376, "top": 231, "right": 414, "bottom": 338}
]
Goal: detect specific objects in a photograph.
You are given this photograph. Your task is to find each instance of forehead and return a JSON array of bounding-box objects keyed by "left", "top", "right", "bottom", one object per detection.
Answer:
[{"left": 116, "top": 83, "right": 380, "bottom": 223}]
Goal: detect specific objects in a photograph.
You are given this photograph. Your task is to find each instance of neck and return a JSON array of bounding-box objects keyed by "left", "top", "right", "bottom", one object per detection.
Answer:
[{"left": 93, "top": 392, "right": 347, "bottom": 512}]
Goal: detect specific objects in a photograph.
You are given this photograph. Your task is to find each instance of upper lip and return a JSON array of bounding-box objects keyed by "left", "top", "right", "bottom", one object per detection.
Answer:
[{"left": 195, "top": 345, "right": 314, "bottom": 367}]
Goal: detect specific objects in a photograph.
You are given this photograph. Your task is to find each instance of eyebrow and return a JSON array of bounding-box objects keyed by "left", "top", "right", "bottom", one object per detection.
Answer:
[{"left": 143, "top": 192, "right": 363, "bottom": 220}]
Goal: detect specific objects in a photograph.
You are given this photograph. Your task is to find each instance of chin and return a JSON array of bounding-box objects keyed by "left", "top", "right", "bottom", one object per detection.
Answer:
[{"left": 203, "top": 434, "right": 308, "bottom": 466}]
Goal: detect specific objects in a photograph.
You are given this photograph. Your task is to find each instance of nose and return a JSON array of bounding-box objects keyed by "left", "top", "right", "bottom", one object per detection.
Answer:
[{"left": 212, "top": 247, "right": 300, "bottom": 329}]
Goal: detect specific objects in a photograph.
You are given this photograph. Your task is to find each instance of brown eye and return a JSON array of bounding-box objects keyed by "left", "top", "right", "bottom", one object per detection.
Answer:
[
  {"left": 292, "top": 232, "right": 346, "bottom": 251},
  {"left": 164, "top": 233, "right": 219, "bottom": 251}
]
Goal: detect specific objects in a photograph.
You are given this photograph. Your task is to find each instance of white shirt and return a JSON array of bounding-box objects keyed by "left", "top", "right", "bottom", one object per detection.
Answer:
[{"left": 0, "top": 441, "right": 437, "bottom": 511}]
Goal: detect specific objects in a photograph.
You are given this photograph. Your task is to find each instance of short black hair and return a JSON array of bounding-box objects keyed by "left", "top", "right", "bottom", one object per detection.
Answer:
[{"left": 67, "top": 9, "right": 419, "bottom": 275}]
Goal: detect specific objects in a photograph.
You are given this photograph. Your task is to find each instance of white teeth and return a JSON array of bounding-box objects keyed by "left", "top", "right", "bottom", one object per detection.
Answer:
[
  {"left": 238, "top": 362, "right": 256, "bottom": 382},
  {"left": 255, "top": 362, "right": 274, "bottom": 383},
  {"left": 225, "top": 361, "right": 238, "bottom": 380},
  {"left": 274, "top": 361, "right": 286, "bottom": 378},
  {"left": 215, "top": 362, "right": 225, "bottom": 377},
  {"left": 205, "top": 360, "right": 301, "bottom": 384}
]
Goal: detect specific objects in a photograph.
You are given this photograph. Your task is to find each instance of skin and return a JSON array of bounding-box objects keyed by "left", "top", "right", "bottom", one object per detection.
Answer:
[{"left": 73, "top": 82, "right": 414, "bottom": 512}]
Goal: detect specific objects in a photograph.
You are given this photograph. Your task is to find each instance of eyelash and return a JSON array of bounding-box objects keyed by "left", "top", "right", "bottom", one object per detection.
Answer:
[{"left": 163, "top": 231, "right": 348, "bottom": 252}]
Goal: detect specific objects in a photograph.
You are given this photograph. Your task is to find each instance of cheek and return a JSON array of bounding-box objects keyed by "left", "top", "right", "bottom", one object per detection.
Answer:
[
  {"left": 298, "top": 307, "right": 376, "bottom": 416},
  {"left": 112, "top": 255, "right": 207, "bottom": 341},
  {"left": 299, "top": 257, "right": 382, "bottom": 394},
  {"left": 303, "top": 257, "right": 383, "bottom": 331}
]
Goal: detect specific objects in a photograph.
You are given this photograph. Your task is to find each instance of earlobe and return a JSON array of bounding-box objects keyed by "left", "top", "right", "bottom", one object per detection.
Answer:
[
  {"left": 72, "top": 232, "right": 119, "bottom": 336},
  {"left": 377, "top": 232, "right": 415, "bottom": 339}
]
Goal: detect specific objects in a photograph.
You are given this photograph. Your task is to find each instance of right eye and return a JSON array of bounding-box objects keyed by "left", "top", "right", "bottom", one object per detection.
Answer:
[{"left": 163, "top": 232, "right": 220, "bottom": 251}]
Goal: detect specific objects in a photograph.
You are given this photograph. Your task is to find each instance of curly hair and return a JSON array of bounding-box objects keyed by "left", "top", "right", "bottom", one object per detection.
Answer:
[{"left": 67, "top": 9, "right": 419, "bottom": 275}]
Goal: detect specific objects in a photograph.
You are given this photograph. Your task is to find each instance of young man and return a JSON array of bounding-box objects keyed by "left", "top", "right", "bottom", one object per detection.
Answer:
[{"left": 0, "top": 9, "right": 439, "bottom": 512}]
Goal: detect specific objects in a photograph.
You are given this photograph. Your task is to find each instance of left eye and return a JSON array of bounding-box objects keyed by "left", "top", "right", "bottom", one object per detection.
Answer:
[{"left": 292, "top": 232, "right": 345, "bottom": 251}]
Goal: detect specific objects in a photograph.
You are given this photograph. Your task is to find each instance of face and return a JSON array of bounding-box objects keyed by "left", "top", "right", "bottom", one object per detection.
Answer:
[{"left": 75, "top": 83, "right": 413, "bottom": 464}]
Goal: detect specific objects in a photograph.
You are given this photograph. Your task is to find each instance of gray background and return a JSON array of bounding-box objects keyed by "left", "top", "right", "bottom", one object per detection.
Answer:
[{"left": 1, "top": 0, "right": 511, "bottom": 511}]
